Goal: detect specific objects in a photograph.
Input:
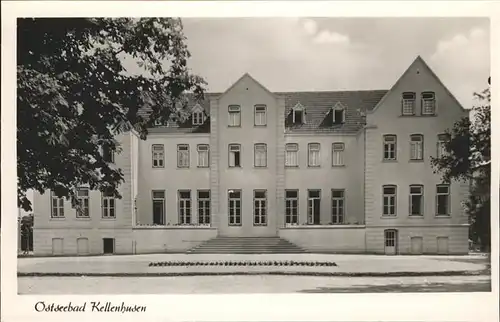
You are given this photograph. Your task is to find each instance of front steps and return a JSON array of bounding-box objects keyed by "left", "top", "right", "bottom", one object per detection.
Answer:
[{"left": 187, "top": 236, "right": 306, "bottom": 254}]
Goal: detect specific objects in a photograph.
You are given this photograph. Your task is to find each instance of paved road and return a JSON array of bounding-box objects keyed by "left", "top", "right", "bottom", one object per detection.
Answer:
[{"left": 18, "top": 275, "right": 491, "bottom": 294}]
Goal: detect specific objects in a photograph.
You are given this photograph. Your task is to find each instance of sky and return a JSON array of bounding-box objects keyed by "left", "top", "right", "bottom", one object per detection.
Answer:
[{"left": 155, "top": 17, "right": 489, "bottom": 109}]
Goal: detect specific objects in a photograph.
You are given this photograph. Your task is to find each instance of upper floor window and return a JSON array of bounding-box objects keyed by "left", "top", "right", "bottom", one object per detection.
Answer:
[
  {"left": 177, "top": 144, "right": 190, "bottom": 168},
  {"left": 332, "top": 143, "right": 345, "bottom": 166},
  {"left": 254, "top": 143, "right": 267, "bottom": 168},
  {"left": 50, "top": 191, "right": 65, "bottom": 218},
  {"left": 102, "top": 190, "right": 116, "bottom": 219},
  {"left": 192, "top": 111, "right": 205, "bottom": 126},
  {"left": 402, "top": 92, "right": 416, "bottom": 115},
  {"left": 308, "top": 143, "right": 321, "bottom": 167},
  {"left": 285, "top": 143, "right": 299, "bottom": 167},
  {"left": 410, "top": 134, "right": 424, "bottom": 161},
  {"left": 76, "top": 188, "right": 90, "bottom": 218},
  {"left": 332, "top": 104, "right": 346, "bottom": 125},
  {"left": 436, "top": 184, "right": 450, "bottom": 216},
  {"left": 229, "top": 144, "right": 241, "bottom": 167},
  {"left": 421, "top": 92, "right": 436, "bottom": 115},
  {"left": 228, "top": 105, "right": 241, "bottom": 127},
  {"left": 409, "top": 185, "right": 423, "bottom": 216},
  {"left": 152, "top": 144, "right": 165, "bottom": 168},
  {"left": 382, "top": 185, "right": 397, "bottom": 216},
  {"left": 102, "top": 145, "right": 114, "bottom": 163},
  {"left": 437, "top": 133, "right": 451, "bottom": 158},
  {"left": 383, "top": 135, "right": 397, "bottom": 161},
  {"left": 254, "top": 105, "right": 267, "bottom": 126},
  {"left": 197, "top": 144, "right": 210, "bottom": 168}
]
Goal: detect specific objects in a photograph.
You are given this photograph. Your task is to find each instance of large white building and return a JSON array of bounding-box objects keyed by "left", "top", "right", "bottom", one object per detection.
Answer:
[{"left": 32, "top": 56, "right": 470, "bottom": 256}]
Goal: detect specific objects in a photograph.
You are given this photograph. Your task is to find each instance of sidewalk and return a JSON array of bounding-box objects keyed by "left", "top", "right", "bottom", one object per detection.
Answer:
[{"left": 17, "top": 253, "right": 490, "bottom": 277}]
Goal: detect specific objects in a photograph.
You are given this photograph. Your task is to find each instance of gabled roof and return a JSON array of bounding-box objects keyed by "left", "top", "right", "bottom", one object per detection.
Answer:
[{"left": 218, "top": 73, "right": 275, "bottom": 99}]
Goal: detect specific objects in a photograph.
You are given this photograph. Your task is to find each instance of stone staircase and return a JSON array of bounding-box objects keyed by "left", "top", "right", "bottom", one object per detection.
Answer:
[{"left": 187, "top": 236, "right": 306, "bottom": 254}]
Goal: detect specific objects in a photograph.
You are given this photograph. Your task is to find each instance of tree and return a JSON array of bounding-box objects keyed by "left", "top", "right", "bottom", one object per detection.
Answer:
[
  {"left": 17, "top": 18, "right": 206, "bottom": 211},
  {"left": 431, "top": 82, "right": 491, "bottom": 251}
]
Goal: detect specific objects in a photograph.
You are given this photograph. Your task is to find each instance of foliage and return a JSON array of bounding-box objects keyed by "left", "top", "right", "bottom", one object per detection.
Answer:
[
  {"left": 431, "top": 85, "right": 491, "bottom": 251},
  {"left": 17, "top": 18, "right": 206, "bottom": 211}
]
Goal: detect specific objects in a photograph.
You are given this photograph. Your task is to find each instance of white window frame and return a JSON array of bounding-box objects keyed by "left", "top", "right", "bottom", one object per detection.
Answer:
[
  {"left": 437, "top": 133, "right": 450, "bottom": 158},
  {"left": 331, "top": 189, "right": 345, "bottom": 224},
  {"left": 228, "top": 105, "right": 241, "bottom": 127},
  {"left": 307, "top": 189, "right": 321, "bottom": 225},
  {"left": 76, "top": 188, "right": 90, "bottom": 218},
  {"left": 192, "top": 111, "right": 205, "bottom": 126},
  {"left": 421, "top": 91, "right": 436, "bottom": 115},
  {"left": 228, "top": 144, "right": 241, "bottom": 168},
  {"left": 101, "top": 191, "right": 116, "bottom": 219},
  {"left": 178, "top": 190, "right": 192, "bottom": 224},
  {"left": 254, "top": 104, "right": 267, "bottom": 126},
  {"left": 152, "top": 190, "right": 165, "bottom": 225},
  {"left": 50, "top": 191, "right": 65, "bottom": 218},
  {"left": 308, "top": 143, "right": 321, "bottom": 167},
  {"left": 253, "top": 190, "right": 267, "bottom": 226},
  {"left": 228, "top": 190, "right": 242, "bottom": 226},
  {"left": 197, "top": 144, "right": 210, "bottom": 168},
  {"left": 332, "top": 142, "right": 345, "bottom": 166},
  {"left": 254, "top": 143, "right": 267, "bottom": 168},
  {"left": 402, "top": 92, "right": 416, "bottom": 116},
  {"left": 332, "top": 104, "right": 346, "bottom": 124},
  {"left": 285, "top": 190, "right": 299, "bottom": 225},
  {"left": 382, "top": 185, "right": 397, "bottom": 217},
  {"left": 152, "top": 144, "right": 165, "bottom": 168},
  {"left": 285, "top": 143, "right": 299, "bottom": 167},
  {"left": 436, "top": 184, "right": 451, "bottom": 216},
  {"left": 410, "top": 134, "right": 424, "bottom": 161},
  {"left": 383, "top": 135, "right": 397, "bottom": 161},
  {"left": 292, "top": 102, "right": 305, "bottom": 124},
  {"left": 409, "top": 185, "right": 424, "bottom": 216},
  {"left": 197, "top": 190, "right": 211, "bottom": 225},
  {"left": 177, "top": 144, "right": 190, "bottom": 168}
]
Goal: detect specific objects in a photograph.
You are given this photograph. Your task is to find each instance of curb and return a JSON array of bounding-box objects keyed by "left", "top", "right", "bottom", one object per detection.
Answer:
[{"left": 17, "top": 270, "right": 489, "bottom": 278}]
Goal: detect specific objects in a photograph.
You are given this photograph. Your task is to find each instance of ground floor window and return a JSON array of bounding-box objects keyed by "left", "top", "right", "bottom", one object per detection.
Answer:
[
  {"left": 253, "top": 190, "right": 267, "bottom": 225},
  {"left": 228, "top": 190, "right": 241, "bottom": 225},
  {"left": 103, "top": 238, "right": 115, "bottom": 254},
  {"left": 178, "top": 190, "right": 192, "bottom": 224},
  {"left": 152, "top": 190, "right": 165, "bottom": 225},
  {"left": 285, "top": 190, "right": 299, "bottom": 224},
  {"left": 307, "top": 190, "right": 321, "bottom": 224},
  {"left": 198, "top": 190, "right": 211, "bottom": 224},
  {"left": 331, "top": 189, "right": 345, "bottom": 224}
]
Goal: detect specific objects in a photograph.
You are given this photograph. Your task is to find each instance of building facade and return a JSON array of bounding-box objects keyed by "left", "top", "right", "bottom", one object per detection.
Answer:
[{"left": 32, "top": 56, "right": 470, "bottom": 256}]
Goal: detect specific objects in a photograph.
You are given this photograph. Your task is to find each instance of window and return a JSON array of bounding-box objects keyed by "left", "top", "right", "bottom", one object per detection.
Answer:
[
  {"left": 254, "top": 143, "right": 267, "bottom": 167},
  {"left": 308, "top": 143, "right": 321, "bottom": 167},
  {"left": 197, "top": 190, "right": 211, "bottom": 225},
  {"left": 253, "top": 190, "right": 267, "bottom": 226},
  {"left": 102, "top": 145, "right": 114, "bottom": 163},
  {"left": 437, "top": 133, "right": 450, "bottom": 158},
  {"left": 285, "top": 190, "right": 299, "bottom": 225},
  {"left": 154, "top": 119, "right": 163, "bottom": 126},
  {"left": 152, "top": 190, "right": 165, "bottom": 225},
  {"left": 421, "top": 92, "right": 436, "bottom": 115},
  {"left": 178, "top": 190, "right": 192, "bottom": 224},
  {"left": 192, "top": 111, "right": 205, "bottom": 126},
  {"left": 410, "top": 134, "right": 424, "bottom": 161},
  {"left": 382, "top": 185, "right": 397, "bottom": 216},
  {"left": 177, "top": 144, "right": 190, "bottom": 168},
  {"left": 307, "top": 190, "right": 321, "bottom": 225},
  {"left": 228, "top": 190, "right": 241, "bottom": 226},
  {"left": 331, "top": 189, "right": 345, "bottom": 224},
  {"left": 254, "top": 105, "right": 267, "bottom": 126},
  {"left": 383, "top": 135, "right": 397, "bottom": 161},
  {"left": 102, "top": 190, "right": 116, "bottom": 218},
  {"left": 409, "top": 185, "right": 423, "bottom": 216},
  {"left": 229, "top": 144, "right": 241, "bottom": 167},
  {"left": 228, "top": 105, "right": 241, "bottom": 127},
  {"left": 285, "top": 143, "right": 299, "bottom": 167},
  {"left": 332, "top": 143, "right": 345, "bottom": 166},
  {"left": 402, "top": 92, "right": 416, "bottom": 115},
  {"left": 333, "top": 108, "right": 345, "bottom": 124},
  {"left": 50, "top": 191, "right": 64, "bottom": 218},
  {"left": 436, "top": 185, "right": 450, "bottom": 216},
  {"left": 76, "top": 188, "right": 90, "bottom": 218},
  {"left": 197, "top": 144, "right": 210, "bottom": 168},
  {"left": 152, "top": 144, "right": 165, "bottom": 168}
]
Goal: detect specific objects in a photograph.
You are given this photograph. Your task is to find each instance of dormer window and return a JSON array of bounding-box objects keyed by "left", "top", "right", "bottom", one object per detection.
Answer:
[
  {"left": 402, "top": 92, "right": 416, "bottom": 115},
  {"left": 292, "top": 102, "right": 306, "bottom": 125},
  {"left": 154, "top": 119, "right": 162, "bottom": 126},
  {"left": 421, "top": 92, "right": 436, "bottom": 115},
  {"left": 192, "top": 111, "right": 204, "bottom": 126},
  {"left": 332, "top": 103, "right": 346, "bottom": 125}
]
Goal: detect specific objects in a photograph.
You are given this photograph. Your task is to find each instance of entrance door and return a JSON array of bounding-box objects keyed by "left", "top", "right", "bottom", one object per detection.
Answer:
[
  {"left": 77, "top": 238, "right": 89, "bottom": 255},
  {"left": 437, "top": 237, "right": 449, "bottom": 254},
  {"left": 308, "top": 190, "right": 321, "bottom": 225},
  {"left": 52, "top": 238, "right": 63, "bottom": 255},
  {"left": 384, "top": 229, "right": 397, "bottom": 255},
  {"left": 103, "top": 238, "right": 115, "bottom": 254},
  {"left": 410, "top": 236, "right": 423, "bottom": 255}
]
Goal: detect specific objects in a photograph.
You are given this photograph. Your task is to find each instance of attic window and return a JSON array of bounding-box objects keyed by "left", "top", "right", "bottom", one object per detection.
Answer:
[
  {"left": 292, "top": 103, "right": 306, "bottom": 125},
  {"left": 192, "top": 111, "right": 204, "bottom": 126},
  {"left": 154, "top": 119, "right": 162, "bottom": 126},
  {"left": 333, "top": 108, "right": 345, "bottom": 125}
]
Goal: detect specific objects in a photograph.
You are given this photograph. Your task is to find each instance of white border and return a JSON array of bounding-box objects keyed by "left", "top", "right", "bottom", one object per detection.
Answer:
[{"left": 2, "top": 1, "right": 499, "bottom": 322}]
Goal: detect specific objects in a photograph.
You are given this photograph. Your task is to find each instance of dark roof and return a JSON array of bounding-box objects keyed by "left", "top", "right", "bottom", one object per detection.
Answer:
[{"left": 142, "top": 90, "right": 387, "bottom": 135}]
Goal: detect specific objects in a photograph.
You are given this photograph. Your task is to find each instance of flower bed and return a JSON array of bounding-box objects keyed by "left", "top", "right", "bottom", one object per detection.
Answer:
[{"left": 148, "top": 260, "right": 338, "bottom": 267}]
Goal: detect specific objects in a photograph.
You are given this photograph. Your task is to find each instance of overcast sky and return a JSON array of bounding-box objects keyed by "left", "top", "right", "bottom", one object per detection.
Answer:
[{"left": 125, "top": 17, "right": 490, "bottom": 109}]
